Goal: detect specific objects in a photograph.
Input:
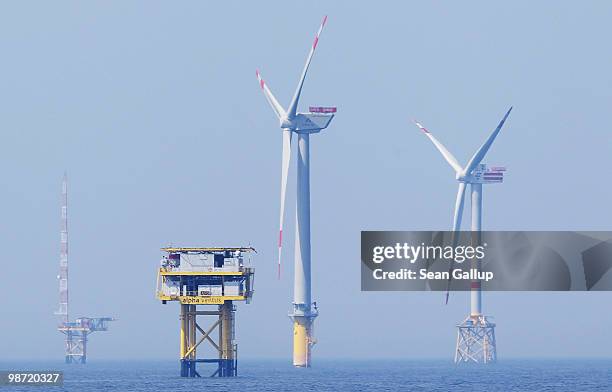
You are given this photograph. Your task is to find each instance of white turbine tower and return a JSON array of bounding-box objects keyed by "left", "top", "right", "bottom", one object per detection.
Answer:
[
  {"left": 414, "top": 107, "right": 512, "bottom": 364},
  {"left": 256, "top": 16, "right": 336, "bottom": 368}
]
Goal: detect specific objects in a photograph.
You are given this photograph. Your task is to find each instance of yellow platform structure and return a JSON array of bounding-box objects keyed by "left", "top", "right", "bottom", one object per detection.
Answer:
[{"left": 156, "top": 247, "right": 255, "bottom": 377}]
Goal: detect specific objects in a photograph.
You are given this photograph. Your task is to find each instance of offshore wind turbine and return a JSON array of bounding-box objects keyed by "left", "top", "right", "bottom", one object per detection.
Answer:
[
  {"left": 414, "top": 107, "right": 512, "bottom": 364},
  {"left": 256, "top": 16, "right": 336, "bottom": 367}
]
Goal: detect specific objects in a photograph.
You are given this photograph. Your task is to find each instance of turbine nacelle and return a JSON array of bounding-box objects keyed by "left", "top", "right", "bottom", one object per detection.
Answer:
[
  {"left": 281, "top": 111, "right": 336, "bottom": 134},
  {"left": 457, "top": 164, "right": 506, "bottom": 184}
]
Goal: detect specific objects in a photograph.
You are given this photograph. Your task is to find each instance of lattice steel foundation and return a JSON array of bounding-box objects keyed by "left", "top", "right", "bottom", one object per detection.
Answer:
[{"left": 454, "top": 315, "right": 497, "bottom": 364}]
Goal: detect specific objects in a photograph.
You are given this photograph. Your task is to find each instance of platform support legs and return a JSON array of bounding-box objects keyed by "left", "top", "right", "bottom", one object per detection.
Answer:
[{"left": 179, "top": 302, "right": 237, "bottom": 377}]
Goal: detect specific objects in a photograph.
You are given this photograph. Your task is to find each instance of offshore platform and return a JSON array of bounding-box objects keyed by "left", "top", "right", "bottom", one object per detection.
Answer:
[
  {"left": 55, "top": 174, "right": 114, "bottom": 363},
  {"left": 156, "top": 247, "right": 255, "bottom": 377}
]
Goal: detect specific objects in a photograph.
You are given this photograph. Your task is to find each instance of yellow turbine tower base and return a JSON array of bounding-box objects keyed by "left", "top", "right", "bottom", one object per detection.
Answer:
[{"left": 293, "top": 317, "right": 315, "bottom": 367}]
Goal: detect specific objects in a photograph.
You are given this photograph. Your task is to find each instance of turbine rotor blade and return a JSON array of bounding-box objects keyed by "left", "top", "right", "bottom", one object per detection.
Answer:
[
  {"left": 256, "top": 70, "right": 286, "bottom": 120},
  {"left": 445, "top": 182, "right": 467, "bottom": 304},
  {"left": 286, "top": 16, "right": 328, "bottom": 120},
  {"left": 463, "top": 107, "right": 513, "bottom": 176},
  {"left": 452, "top": 182, "right": 466, "bottom": 233},
  {"left": 277, "top": 129, "right": 292, "bottom": 279},
  {"left": 413, "top": 120, "right": 462, "bottom": 174}
]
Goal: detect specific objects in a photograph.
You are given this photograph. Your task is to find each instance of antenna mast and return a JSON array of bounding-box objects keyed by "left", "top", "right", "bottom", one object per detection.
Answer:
[
  {"left": 56, "top": 173, "right": 69, "bottom": 323},
  {"left": 55, "top": 173, "right": 114, "bottom": 363}
]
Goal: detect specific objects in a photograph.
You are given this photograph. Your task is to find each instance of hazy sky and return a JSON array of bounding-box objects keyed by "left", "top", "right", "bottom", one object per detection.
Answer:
[{"left": 2, "top": 1, "right": 612, "bottom": 361}]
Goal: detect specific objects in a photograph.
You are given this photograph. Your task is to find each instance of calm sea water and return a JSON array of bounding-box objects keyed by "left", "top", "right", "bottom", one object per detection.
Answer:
[{"left": 2, "top": 359, "right": 611, "bottom": 391}]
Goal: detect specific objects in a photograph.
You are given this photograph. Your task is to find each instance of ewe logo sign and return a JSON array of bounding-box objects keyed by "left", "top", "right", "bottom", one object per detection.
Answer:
[{"left": 361, "top": 231, "right": 612, "bottom": 291}]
